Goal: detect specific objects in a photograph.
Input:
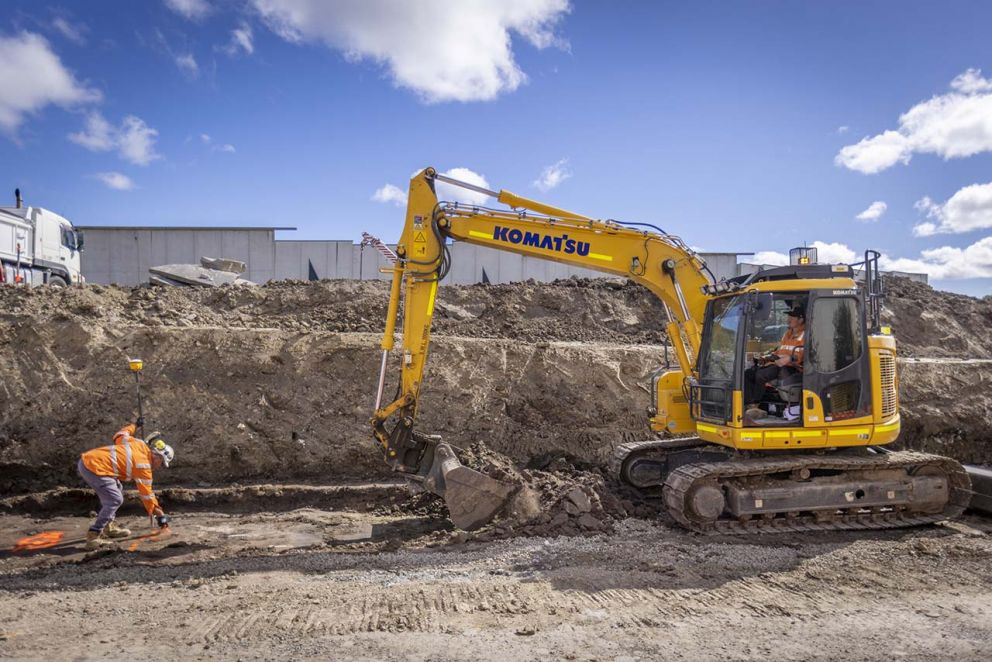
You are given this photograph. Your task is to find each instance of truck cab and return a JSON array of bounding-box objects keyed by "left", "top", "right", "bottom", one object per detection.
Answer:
[{"left": 0, "top": 200, "right": 84, "bottom": 286}]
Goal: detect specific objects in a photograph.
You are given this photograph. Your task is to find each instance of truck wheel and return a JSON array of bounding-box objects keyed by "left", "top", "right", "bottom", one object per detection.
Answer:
[{"left": 47, "top": 275, "right": 68, "bottom": 288}]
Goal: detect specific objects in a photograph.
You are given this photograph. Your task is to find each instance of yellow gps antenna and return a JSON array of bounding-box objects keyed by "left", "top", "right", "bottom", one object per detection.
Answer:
[{"left": 128, "top": 358, "right": 145, "bottom": 438}]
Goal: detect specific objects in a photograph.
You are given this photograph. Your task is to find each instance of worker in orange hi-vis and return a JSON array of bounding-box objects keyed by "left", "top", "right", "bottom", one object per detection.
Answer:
[{"left": 77, "top": 422, "right": 174, "bottom": 549}]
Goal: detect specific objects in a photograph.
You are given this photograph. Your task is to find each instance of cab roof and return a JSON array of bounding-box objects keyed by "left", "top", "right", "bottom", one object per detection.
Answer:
[
  {"left": 734, "top": 263, "right": 854, "bottom": 284},
  {"left": 702, "top": 263, "right": 859, "bottom": 296}
]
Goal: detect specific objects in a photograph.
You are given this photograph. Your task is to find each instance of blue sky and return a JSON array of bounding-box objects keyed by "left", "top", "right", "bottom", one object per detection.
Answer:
[{"left": 1, "top": 1, "right": 991, "bottom": 294}]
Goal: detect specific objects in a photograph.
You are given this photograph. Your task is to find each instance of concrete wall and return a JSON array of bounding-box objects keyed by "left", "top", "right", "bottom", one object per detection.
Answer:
[
  {"left": 80, "top": 228, "right": 277, "bottom": 285},
  {"left": 79, "top": 226, "right": 920, "bottom": 286}
]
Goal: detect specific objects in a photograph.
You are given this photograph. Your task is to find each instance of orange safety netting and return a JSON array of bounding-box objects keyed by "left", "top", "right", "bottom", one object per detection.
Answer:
[{"left": 13, "top": 531, "right": 65, "bottom": 552}]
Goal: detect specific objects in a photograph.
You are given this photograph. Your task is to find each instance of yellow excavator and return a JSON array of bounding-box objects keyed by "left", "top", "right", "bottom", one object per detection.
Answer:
[{"left": 370, "top": 167, "right": 971, "bottom": 533}]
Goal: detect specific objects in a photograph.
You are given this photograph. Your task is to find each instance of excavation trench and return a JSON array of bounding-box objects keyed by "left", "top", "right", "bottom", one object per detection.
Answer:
[{"left": 1, "top": 278, "right": 990, "bottom": 500}]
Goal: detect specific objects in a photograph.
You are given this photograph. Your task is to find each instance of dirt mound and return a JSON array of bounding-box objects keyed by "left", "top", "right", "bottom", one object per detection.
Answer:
[
  {"left": 386, "top": 444, "right": 623, "bottom": 541},
  {"left": 883, "top": 277, "right": 992, "bottom": 358},
  {"left": 1, "top": 275, "right": 991, "bottom": 499},
  {"left": 455, "top": 442, "right": 621, "bottom": 539},
  {"left": 1, "top": 274, "right": 988, "bottom": 352},
  {"left": 0, "top": 277, "right": 666, "bottom": 343}
]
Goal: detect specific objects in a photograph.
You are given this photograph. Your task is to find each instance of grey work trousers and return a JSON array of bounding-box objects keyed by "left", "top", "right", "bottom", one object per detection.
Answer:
[{"left": 77, "top": 459, "right": 124, "bottom": 532}]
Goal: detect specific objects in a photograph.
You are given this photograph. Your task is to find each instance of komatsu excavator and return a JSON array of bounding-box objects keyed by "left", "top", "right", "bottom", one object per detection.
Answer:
[{"left": 370, "top": 167, "right": 971, "bottom": 533}]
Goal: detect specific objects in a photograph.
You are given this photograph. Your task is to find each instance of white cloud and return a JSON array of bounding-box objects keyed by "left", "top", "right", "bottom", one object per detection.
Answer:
[
  {"left": 117, "top": 116, "right": 160, "bottom": 165},
  {"left": 835, "top": 130, "right": 912, "bottom": 174},
  {"left": 533, "top": 158, "right": 572, "bottom": 191},
  {"left": 199, "top": 132, "right": 236, "bottom": 153},
  {"left": 225, "top": 23, "right": 254, "bottom": 56},
  {"left": 855, "top": 201, "right": 887, "bottom": 222},
  {"left": 0, "top": 32, "right": 100, "bottom": 133},
  {"left": 175, "top": 53, "right": 199, "bottom": 77},
  {"left": 836, "top": 68, "right": 992, "bottom": 173},
  {"left": 435, "top": 167, "right": 492, "bottom": 205},
  {"left": 950, "top": 68, "right": 992, "bottom": 94},
  {"left": 94, "top": 172, "right": 134, "bottom": 191},
  {"left": 752, "top": 250, "right": 789, "bottom": 266},
  {"left": 811, "top": 240, "right": 858, "bottom": 264},
  {"left": 69, "top": 112, "right": 161, "bottom": 165},
  {"left": 375, "top": 167, "right": 494, "bottom": 206},
  {"left": 372, "top": 183, "right": 406, "bottom": 207},
  {"left": 52, "top": 17, "right": 87, "bottom": 45},
  {"left": 880, "top": 236, "right": 992, "bottom": 279},
  {"left": 252, "top": 0, "right": 570, "bottom": 102},
  {"left": 912, "top": 181, "right": 992, "bottom": 236},
  {"left": 758, "top": 237, "right": 992, "bottom": 281},
  {"left": 67, "top": 111, "right": 114, "bottom": 150},
  {"left": 836, "top": 125, "right": 849, "bottom": 135},
  {"left": 164, "top": 0, "right": 211, "bottom": 20}
]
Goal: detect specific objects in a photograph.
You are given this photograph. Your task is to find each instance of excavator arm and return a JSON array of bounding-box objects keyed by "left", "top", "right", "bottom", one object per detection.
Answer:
[{"left": 371, "top": 167, "right": 714, "bottom": 528}]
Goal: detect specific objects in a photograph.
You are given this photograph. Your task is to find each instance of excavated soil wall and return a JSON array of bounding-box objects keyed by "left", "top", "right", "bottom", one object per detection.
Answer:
[{"left": 1, "top": 277, "right": 990, "bottom": 494}]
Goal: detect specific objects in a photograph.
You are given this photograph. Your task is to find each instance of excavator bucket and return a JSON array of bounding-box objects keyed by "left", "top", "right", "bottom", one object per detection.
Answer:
[{"left": 422, "top": 443, "right": 516, "bottom": 530}]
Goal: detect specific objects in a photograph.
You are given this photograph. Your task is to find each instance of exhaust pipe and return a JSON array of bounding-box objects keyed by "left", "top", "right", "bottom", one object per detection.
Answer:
[{"left": 15, "top": 188, "right": 22, "bottom": 209}]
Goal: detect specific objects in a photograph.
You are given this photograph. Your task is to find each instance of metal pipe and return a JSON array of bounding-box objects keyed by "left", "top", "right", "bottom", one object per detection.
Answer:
[
  {"left": 671, "top": 275, "right": 691, "bottom": 321},
  {"left": 374, "top": 349, "right": 389, "bottom": 411},
  {"left": 380, "top": 267, "right": 403, "bottom": 351},
  {"left": 134, "top": 371, "right": 144, "bottom": 438},
  {"left": 431, "top": 172, "right": 499, "bottom": 199}
]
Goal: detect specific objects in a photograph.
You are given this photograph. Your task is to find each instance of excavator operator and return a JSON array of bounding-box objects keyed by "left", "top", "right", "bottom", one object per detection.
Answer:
[{"left": 744, "top": 304, "right": 806, "bottom": 410}]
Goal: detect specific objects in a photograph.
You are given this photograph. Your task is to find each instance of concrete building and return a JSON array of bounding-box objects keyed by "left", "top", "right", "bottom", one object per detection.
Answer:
[{"left": 77, "top": 225, "right": 925, "bottom": 286}]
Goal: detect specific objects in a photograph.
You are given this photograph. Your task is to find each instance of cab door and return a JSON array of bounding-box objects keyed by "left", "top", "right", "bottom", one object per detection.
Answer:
[
  {"left": 693, "top": 294, "right": 746, "bottom": 424},
  {"left": 803, "top": 291, "right": 872, "bottom": 423}
]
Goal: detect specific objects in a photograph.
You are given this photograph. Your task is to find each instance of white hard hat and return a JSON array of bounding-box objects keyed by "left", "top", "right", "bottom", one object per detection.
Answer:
[{"left": 147, "top": 433, "right": 175, "bottom": 467}]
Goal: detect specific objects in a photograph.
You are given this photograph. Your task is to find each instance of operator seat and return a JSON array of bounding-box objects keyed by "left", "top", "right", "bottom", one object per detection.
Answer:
[{"left": 773, "top": 372, "right": 803, "bottom": 421}]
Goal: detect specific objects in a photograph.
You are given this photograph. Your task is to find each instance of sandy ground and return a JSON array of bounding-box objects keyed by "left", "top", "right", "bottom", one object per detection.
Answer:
[{"left": 2, "top": 491, "right": 991, "bottom": 661}]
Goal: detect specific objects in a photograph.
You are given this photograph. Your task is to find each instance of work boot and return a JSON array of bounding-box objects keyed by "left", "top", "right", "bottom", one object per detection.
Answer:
[
  {"left": 85, "top": 530, "right": 113, "bottom": 550},
  {"left": 104, "top": 521, "right": 131, "bottom": 539}
]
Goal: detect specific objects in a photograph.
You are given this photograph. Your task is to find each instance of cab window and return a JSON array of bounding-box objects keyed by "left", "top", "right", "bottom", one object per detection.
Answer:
[
  {"left": 699, "top": 296, "right": 744, "bottom": 381},
  {"left": 61, "top": 228, "right": 79, "bottom": 251},
  {"left": 744, "top": 293, "right": 805, "bottom": 363},
  {"left": 809, "top": 298, "right": 862, "bottom": 373}
]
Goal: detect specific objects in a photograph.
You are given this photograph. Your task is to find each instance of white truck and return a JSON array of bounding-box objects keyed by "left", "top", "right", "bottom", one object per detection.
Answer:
[{"left": 0, "top": 189, "right": 84, "bottom": 286}]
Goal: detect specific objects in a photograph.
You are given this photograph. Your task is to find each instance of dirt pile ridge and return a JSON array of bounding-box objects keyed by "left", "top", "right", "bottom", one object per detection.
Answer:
[
  {"left": 0, "top": 277, "right": 668, "bottom": 343},
  {"left": 1, "top": 275, "right": 990, "bottom": 498}
]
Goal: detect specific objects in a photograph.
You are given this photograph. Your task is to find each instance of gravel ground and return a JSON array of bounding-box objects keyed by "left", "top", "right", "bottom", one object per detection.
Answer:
[{"left": 1, "top": 507, "right": 991, "bottom": 660}]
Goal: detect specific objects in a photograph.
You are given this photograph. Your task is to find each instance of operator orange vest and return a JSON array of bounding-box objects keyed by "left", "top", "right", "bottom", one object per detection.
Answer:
[
  {"left": 774, "top": 327, "right": 805, "bottom": 369},
  {"left": 80, "top": 424, "right": 161, "bottom": 514}
]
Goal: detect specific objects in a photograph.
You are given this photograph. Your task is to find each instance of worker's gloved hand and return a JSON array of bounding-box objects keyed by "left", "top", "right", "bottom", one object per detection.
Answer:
[{"left": 135, "top": 416, "right": 144, "bottom": 428}]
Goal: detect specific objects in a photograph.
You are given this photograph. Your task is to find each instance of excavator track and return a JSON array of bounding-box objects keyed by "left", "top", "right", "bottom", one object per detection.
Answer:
[
  {"left": 662, "top": 451, "right": 972, "bottom": 534},
  {"left": 610, "top": 437, "right": 726, "bottom": 491}
]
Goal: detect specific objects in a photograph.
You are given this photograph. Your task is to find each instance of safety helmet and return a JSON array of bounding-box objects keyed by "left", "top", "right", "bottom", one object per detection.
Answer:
[{"left": 146, "top": 432, "right": 175, "bottom": 468}]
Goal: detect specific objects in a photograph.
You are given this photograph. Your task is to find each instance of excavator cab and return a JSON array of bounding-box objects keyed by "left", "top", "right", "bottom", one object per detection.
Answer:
[{"left": 686, "top": 260, "right": 900, "bottom": 449}]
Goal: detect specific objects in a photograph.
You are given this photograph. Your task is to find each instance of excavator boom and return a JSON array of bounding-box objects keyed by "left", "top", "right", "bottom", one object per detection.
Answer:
[{"left": 370, "top": 167, "right": 712, "bottom": 527}]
